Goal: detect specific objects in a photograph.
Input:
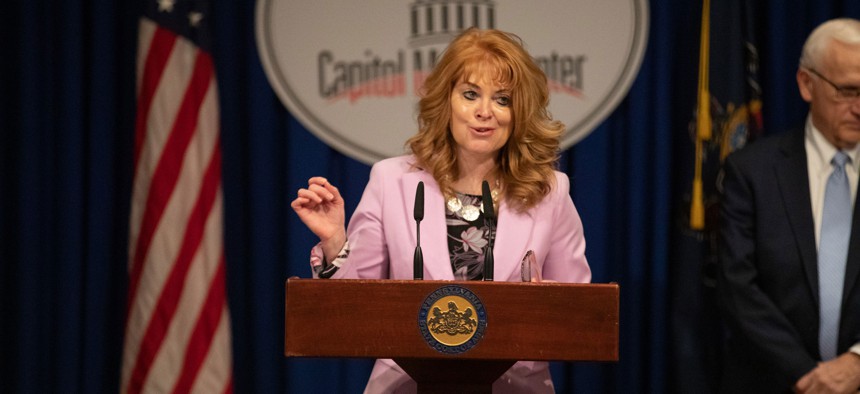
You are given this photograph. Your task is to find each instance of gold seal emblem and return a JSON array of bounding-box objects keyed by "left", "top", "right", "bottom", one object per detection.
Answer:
[
  {"left": 426, "top": 297, "right": 478, "bottom": 346},
  {"left": 419, "top": 285, "right": 487, "bottom": 354}
]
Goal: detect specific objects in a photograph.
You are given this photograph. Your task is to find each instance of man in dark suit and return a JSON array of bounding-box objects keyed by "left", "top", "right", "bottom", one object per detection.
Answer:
[{"left": 719, "top": 18, "right": 860, "bottom": 393}]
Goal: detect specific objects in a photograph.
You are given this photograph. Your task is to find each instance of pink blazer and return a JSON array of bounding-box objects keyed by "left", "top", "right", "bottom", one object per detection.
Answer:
[{"left": 331, "top": 155, "right": 591, "bottom": 393}]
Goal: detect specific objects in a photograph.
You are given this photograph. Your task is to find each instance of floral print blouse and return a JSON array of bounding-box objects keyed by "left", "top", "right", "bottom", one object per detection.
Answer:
[{"left": 445, "top": 192, "right": 492, "bottom": 281}]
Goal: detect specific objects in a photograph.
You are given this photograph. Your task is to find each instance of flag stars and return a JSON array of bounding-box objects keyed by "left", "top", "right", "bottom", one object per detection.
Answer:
[
  {"left": 188, "top": 11, "right": 204, "bottom": 28},
  {"left": 157, "top": 0, "right": 175, "bottom": 12}
]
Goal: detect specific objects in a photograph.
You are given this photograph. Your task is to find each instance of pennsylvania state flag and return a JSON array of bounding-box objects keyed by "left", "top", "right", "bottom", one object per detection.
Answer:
[{"left": 672, "top": 0, "right": 762, "bottom": 391}]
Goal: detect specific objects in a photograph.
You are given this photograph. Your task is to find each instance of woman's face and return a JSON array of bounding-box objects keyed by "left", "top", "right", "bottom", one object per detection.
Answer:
[{"left": 449, "top": 73, "right": 513, "bottom": 162}]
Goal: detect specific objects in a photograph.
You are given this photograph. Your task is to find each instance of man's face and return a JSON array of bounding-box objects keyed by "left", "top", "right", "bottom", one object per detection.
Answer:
[{"left": 797, "top": 40, "right": 860, "bottom": 150}]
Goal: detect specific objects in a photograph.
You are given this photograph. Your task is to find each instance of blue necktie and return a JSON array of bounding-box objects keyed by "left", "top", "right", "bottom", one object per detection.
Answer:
[{"left": 819, "top": 151, "right": 851, "bottom": 360}]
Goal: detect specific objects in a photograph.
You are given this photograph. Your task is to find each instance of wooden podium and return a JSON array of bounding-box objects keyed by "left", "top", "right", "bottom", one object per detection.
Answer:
[{"left": 285, "top": 278, "right": 619, "bottom": 393}]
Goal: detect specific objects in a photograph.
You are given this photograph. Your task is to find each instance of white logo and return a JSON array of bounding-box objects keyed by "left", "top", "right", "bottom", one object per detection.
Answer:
[{"left": 256, "top": 0, "right": 649, "bottom": 165}]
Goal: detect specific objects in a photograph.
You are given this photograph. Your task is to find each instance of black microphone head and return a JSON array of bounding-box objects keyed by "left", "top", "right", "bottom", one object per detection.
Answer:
[
  {"left": 481, "top": 180, "right": 495, "bottom": 219},
  {"left": 414, "top": 181, "right": 424, "bottom": 221}
]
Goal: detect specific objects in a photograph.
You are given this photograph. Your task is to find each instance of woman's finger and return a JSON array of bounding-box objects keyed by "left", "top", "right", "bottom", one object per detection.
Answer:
[
  {"left": 290, "top": 196, "right": 311, "bottom": 210},
  {"left": 307, "top": 183, "right": 335, "bottom": 201}
]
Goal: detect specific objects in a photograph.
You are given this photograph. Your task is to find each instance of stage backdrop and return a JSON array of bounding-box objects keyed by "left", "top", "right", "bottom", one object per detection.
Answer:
[
  {"left": 2, "top": 0, "right": 860, "bottom": 393},
  {"left": 256, "top": 0, "right": 648, "bottom": 164}
]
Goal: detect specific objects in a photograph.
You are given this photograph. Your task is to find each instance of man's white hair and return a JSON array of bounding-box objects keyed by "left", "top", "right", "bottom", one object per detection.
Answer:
[{"left": 799, "top": 18, "right": 860, "bottom": 70}]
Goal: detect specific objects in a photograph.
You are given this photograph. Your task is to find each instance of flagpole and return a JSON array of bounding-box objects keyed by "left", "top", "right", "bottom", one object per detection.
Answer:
[{"left": 691, "top": 0, "right": 711, "bottom": 230}]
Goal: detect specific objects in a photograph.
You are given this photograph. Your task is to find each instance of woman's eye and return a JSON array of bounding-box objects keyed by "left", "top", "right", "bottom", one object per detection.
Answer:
[
  {"left": 495, "top": 96, "right": 511, "bottom": 106},
  {"left": 463, "top": 90, "right": 478, "bottom": 100}
]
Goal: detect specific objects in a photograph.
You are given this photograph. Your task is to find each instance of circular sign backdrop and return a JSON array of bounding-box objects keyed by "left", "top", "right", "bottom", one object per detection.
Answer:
[{"left": 256, "top": 0, "right": 649, "bottom": 165}]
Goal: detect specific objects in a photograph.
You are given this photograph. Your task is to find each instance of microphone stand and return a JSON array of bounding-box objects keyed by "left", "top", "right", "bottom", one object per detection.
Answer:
[
  {"left": 482, "top": 180, "right": 496, "bottom": 281},
  {"left": 413, "top": 181, "right": 424, "bottom": 280}
]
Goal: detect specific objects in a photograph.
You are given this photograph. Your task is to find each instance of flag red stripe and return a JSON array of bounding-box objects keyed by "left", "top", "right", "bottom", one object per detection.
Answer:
[
  {"left": 133, "top": 26, "right": 178, "bottom": 172},
  {"left": 126, "top": 53, "right": 217, "bottom": 394},
  {"left": 172, "top": 252, "right": 227, "bottom": 394},
  {"left": 127, "top": 27, "right": 178, "bottom": 321},
  {"left": 223, "top": 374, "right": 233, "bottom": 394},
  {"left": 125, "top": 50, "right": 215, "bottom": 334}
]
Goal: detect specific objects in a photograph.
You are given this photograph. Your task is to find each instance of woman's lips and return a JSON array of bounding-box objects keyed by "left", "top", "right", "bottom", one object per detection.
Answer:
[{"left": 471, "top": 127, "right": 495, "bottom": 134}]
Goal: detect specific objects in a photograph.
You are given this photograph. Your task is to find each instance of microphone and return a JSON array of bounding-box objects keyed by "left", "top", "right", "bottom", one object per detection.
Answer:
[
  {"left": 482, "top": 180, "right": 496, "bottom": 281},
  {"left": 413, "top": 181, "right": 424, "bottom": 280}
]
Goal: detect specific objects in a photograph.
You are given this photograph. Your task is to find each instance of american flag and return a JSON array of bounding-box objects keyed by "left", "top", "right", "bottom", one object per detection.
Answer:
[{"left": 121, "top": 0, "right": 232, "bottom": 392}]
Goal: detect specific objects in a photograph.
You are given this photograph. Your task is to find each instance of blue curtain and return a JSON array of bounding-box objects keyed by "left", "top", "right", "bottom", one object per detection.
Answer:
[{"left": 2, "top": 0, "right": 860, "bottom": 393}]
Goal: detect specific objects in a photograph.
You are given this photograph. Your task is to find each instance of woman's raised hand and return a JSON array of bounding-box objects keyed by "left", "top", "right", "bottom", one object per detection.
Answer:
[{"left": 291, "top": 177, "right": 347, "bottom": 259}]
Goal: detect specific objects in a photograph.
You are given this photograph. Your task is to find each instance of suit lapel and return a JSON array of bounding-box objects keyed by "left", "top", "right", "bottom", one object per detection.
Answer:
[
  {"left": 843, "top": 171, "right": 860, "bottom": 304},
  {"left": 775, "top": 131, "right": 819, "bottom": 302},
  {"left": 493, "top": 202, "right": 535, "bottom": 281}
]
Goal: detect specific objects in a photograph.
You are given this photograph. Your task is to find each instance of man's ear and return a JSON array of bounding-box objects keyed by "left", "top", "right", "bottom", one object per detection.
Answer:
[{"left": 797, "top": 69, "right": 814, "bottom": 103}]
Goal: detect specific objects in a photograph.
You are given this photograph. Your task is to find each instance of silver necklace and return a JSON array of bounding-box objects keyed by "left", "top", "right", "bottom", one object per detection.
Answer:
[{"left": 446, "top": 187, "right": 500, "bottom": 221}]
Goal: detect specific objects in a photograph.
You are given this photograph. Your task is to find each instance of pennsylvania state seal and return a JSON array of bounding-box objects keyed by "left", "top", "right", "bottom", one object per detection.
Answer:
[{"left": 418, "top": 285, "right": 487, "bottom": 354}]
